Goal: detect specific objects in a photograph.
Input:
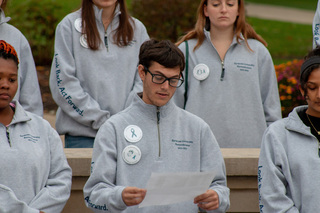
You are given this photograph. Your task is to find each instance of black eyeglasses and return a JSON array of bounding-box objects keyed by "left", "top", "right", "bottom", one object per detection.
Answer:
[{"left": 144, "top": 66, "right": 184, "bottom": 88}]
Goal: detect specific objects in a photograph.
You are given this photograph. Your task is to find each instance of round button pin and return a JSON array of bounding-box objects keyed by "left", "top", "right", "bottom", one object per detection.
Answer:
[
  {"left": 124, "top": 125, "right": 143, "bottom": 143},
  {"left": 193, "top": 63, "right": 210, "bottom": 81},
  {"left": 74, "top": 18, "right": 82, "bottom": 33},
  {"left": 80, "top": 34, "right": 89, "bottom": 49},
  {"left": 122, "top": 145, "right": 141, "bottom": 165}
]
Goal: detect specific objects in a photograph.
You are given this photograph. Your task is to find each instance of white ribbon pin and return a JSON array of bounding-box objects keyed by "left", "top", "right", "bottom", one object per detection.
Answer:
[{"left": 124, "top": 125, "right": 143, "bottom": 143}]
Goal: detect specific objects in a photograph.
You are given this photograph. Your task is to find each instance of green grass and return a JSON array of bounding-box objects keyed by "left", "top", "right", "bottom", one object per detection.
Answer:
[
  {"left": 248, "top": 17, "right": 313, "bottom": 64},
  {"left": 245, "top": 0, "right": 317, "bottom": 11}
]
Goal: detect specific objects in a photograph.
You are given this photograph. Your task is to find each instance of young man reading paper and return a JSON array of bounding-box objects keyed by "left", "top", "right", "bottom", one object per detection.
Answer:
[{"left": 83, "top": 39, "right": 230, "bottom": 213}]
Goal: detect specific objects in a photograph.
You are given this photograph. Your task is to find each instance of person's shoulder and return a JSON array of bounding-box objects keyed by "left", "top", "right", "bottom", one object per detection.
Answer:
[
  {"left": 130, "top": 16, "right": 148, "bottom": 33},
  {"left": 131, "top": 16, "right": 144, "bottom": 26},
  {"left": 25, "top": 111, "right": 52, "bottom": 128},
  {"left": 246, "top": 39, "right": 269, "bottom": 52},
  {"left": 0, "top": 22, "right": 24, "bottom": 36},
  {"left": 58, "top": 9, "right": 81, "bottom": 26},
  {"left": 99, "top": 106, "right": 132, "bottom": 129},
  {"left": 263, "top": 117, "right": 288, "bottom": 141},
  {"left": 181, "top": 38, "right": 199, "bottom": 47},
  {"left": 176, "top": 107, "right": 209, "bottom": 126}
]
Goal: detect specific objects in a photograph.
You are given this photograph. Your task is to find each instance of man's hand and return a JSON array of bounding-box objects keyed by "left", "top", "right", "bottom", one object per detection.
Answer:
[
  {"left": 122, "top": 187, "right": 147, "bottom": 206},
  {"left": 194, "top": 189, "right": 219, "bottom": 211}
]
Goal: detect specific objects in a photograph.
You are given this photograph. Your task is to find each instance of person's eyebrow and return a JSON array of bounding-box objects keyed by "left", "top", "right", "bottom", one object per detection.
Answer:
[{"left": 152, "top": 70, "right": 180, "bottom": 77}]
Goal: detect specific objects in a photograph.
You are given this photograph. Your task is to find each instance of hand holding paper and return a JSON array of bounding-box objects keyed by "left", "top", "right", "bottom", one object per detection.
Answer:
[
  {"left": 122, "top": 187, "right": 147, "bottom": 206},
  {"left": 139, "top": 172, "right": 215, "bottom": 208},
  {"left": 194, "top": 189, "right": 219, "bottom": 210}
]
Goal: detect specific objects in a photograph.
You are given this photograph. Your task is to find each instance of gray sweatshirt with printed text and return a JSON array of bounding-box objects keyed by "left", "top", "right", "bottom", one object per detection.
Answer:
[
  {"left": 173, "top": 30, "right": 281, "bottom": 148},
  {"left": 50, "top": 5, "right": 149, "bottom": 137},
  {"left": 83, "top": 94, "right": 230, "bottom": 213},
  {"left": 0, "top": 101, "right": 72, "bottom": 213}
]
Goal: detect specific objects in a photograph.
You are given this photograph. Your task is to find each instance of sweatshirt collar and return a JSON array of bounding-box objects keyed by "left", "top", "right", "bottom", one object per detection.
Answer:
[
  {"left": 93, "top": 4, "right": 121, "bottom": 27},
  {"left": 203, "top": 29, "right": 244, "bottom": 51},
  {"left": 204, "top": 29, "right": 243, "bottom": 47},
  {"left": 132, "top": 93, "right": 176, "bottom": 121},
  {"left": 286, "top": 105, "right": 313, "bottom": 136},
  {"left": 0, "top": 8, "right": 10, "bottom": 25},
  {"left": 9, "top": 101, "right": 31, "bottom": 125}
]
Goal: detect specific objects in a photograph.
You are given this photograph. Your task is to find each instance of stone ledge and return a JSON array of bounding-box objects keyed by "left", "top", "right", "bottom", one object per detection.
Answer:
[
  {"left": 63, "top": 148, "right": 260, "bottom": 213},
  {"left": 64, "top": 148, "right": 260, "bottom": 177}
]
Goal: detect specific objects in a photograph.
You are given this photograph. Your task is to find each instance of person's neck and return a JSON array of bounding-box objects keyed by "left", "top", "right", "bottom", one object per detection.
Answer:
[
  {"left": 306, "top": 108, "right": 320, "bottom": 118},
  {"left": 0, "top": 105, "right": 14, "bottom": 126},
  {"left": 210, "top": 27, "right": 234, "bottom": 45},
  {"left": 101, "top": 6, "right": 115, "bottom": 30},
  {"left": 210, "top": 27, "right": 234, "bottom": 60}
]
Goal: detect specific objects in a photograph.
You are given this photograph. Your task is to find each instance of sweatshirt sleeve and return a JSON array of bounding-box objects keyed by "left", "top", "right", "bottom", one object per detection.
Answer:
[
  {"left": 0, "top": 184, "right": 39, "bottom": 213},
  {"left": 258, "top": 126, "right": 299, "bottom": 213},
  {"left": 28, "top": 126, "right": 72, "bottom": 213},
  {"left": 257, "top": 45, "right": 282, "bottom": 125},
  {"left": 172, "top": 41, "right": 187, "bottom": 109},
  {"left": 49, "top": 18, "right": 110, "bottom": 130},
  {"left": 83, "top": 121, "right": 127, "bottom": 212},
  {"left": 125, "top": 20, "right": 149, "bottom": 108},
  {"left": 124, "top": 67, "right": 142, "bottom": 108},
  {"left": 200, "top": 124, "right": 230, "bottom": 213},
  {"left": 15, "top": 33, "right": 43, "bottom": 117},
  {"left": 313, "top": 0, "right": 320, "bottom": 48}
]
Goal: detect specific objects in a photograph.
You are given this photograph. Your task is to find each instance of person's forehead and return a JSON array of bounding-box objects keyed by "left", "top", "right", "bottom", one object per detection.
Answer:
[{"left": 149, "top": 63, "right": 180, "bottom": 76}]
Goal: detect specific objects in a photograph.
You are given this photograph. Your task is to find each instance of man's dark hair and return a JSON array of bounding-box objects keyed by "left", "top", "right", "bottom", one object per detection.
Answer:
[{"left": 139, "top": 39, "right": 185, "bottom": 72}]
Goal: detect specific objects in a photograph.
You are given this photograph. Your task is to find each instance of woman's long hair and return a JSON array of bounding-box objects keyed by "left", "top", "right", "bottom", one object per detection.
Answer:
[
  {"left": 176, "top": 0, "right": 267, "bottom": 51},
  {"left": 81, "top": 0, "right": 134, "bottom": 50},
  {"left": 1, "top": 0, "right": 8, "bottom": 10}
]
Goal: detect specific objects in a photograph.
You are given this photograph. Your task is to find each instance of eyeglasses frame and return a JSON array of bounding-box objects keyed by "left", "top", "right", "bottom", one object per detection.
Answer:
[{"left": 143, "top": 65, "right": 184, "bottom": 88}]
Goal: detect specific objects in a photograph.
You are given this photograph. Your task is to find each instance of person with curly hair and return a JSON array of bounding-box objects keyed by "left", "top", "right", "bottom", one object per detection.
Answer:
[
  {"left": 0, "top": 0, "right": 43, "bottom": 116},
  {"left": 0, "top": 40, "right": 72, "bottom": 213}
]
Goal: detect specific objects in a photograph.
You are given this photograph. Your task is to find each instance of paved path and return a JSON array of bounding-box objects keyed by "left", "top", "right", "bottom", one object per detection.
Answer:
[
  {"left": 246, "top": 3, "right": 315, "bottom": 25},
  {"left": 43, "top": 3, "right": 317, "bottom": 129}
]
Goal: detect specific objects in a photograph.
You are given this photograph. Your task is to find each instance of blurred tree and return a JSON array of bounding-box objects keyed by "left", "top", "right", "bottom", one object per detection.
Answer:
[{"left": 131, "top": 0, "right": 199, "bottom": 42}]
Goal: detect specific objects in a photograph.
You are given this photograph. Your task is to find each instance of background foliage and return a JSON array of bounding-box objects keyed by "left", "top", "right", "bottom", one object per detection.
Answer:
[
  {"left": 275, "top": 60, "right": 306, "bottom": 117},
  {"left": 7, "top": 0, "right": 62, "bottom": 65},
  {"left": 131, "top": 0, "right": 198, "bottom": 42}
]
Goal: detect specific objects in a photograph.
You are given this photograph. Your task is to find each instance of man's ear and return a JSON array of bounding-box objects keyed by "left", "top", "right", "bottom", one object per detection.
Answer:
[{"left": 138, "top": 64, "right": 146, "bottom": 81}]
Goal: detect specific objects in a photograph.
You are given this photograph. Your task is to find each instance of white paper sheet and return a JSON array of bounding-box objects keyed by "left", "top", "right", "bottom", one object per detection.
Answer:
[{"left": 139, "top": 171, "right": 215, "bottom": 208}]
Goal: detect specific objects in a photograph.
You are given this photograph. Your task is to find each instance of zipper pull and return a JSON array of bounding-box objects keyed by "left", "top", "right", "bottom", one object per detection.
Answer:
[
  {"left": 220, "top": 61, "right": 225, "bottom": 81},
  {"left": 104, "top": 32, "right": 109, "bottom": 52},
  {"left": 6, "top": 127, "right": 11, "bottom": 147},
  {"left": 156, "top": 107, "right": 160, "bottom": 124}
]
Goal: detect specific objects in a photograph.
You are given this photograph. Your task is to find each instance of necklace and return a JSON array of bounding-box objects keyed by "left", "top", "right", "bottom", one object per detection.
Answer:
[{"left": 306, "top": 113, "right": 320, "bottom": 135}]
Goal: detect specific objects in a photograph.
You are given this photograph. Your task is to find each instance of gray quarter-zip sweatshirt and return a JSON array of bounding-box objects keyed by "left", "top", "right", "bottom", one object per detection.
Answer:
[
  {"left": 50, "top": 5, "right": 149, "bottom": 137},
  {"left": 83, "top": 93, "right": 230, "bottom": 213},
  {"left": 0, "top": 9, "right": 43, "bottom": 116},
  {"left": 258, "top": 106, "right": 320, "bottom": 213},
  {"left": 0, "top": 101, "right": 72, "bottom": 213},
  {"left": 173, "top": 30, "right": 281, "bottom": 148}
]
